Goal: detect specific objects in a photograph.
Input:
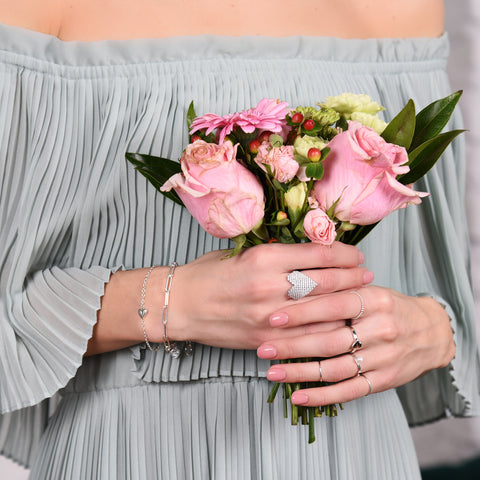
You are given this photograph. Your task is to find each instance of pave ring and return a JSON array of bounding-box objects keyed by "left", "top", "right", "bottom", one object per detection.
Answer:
[
  {"left": 361, "top": 373, "right": 373, "bottom": 396},
  {"left": 351, "top": 353, "right": 363, "bottom": 375},
  {"left": 349, "top": 326, "right": 363, "bottom": 353},
  {"left": 287, "top": 270, "right": 318, "bottom": 300},
  {"left": 350, "top": 290, "right": 366, "bottom": 320}
]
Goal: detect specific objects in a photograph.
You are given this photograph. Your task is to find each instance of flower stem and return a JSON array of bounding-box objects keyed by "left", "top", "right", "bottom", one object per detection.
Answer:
[{"left": 308, "top": 407, "right": 316, "bottom": 444}]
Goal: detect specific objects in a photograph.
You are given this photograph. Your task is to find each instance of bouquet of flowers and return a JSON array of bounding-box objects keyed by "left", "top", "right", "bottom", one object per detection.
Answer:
[{"left": 126, "top": 91, "right": 463, "bottom": 442}]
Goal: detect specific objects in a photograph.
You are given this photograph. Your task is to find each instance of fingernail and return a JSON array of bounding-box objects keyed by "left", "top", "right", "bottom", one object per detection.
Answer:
[
  {"left": 269, "top": 312, "right": 289, "bottom": 327},
  {"left": 267, "top": 367, "right": 286, "bottom": 381},
  {"left": 363, "top": 270, "right": 374, "bottom": 284},
  {"left": 358, "top": 251, "right": 365, "bottom": 264},
  {"left": 291, "top": 392, "right": 309, "bottom": 405},
  {"left": 257, "top": 344, "right": 278, "bottom": 359}
]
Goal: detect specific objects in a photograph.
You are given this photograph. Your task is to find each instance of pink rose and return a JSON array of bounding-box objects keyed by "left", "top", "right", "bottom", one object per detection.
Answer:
[
  {"left": 313, "top": 122, "right": 428, "bottom": 225},
  {"left": 303, "top": 209, "right": 337, "bottom": 245},
  {"left": 161, "top": 140, "right": 265, "bottom": 238},
  {"left": 255, "top": 144, "right": 299, "bottom": 183}
]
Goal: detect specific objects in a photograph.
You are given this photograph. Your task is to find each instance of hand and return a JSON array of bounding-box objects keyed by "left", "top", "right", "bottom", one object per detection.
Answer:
[
  {"left": 165, "top": 242, "right": 372, "bottom": 349},
  {"left": 257, "top": 286, "right": 455, "bottom": 406}
]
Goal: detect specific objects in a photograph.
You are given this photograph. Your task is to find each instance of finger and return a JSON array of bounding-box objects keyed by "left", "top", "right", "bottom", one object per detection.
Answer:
[
  {"left": 284, "top": 267, "right": 373, "bottom": 299},
  {"left": 253, "top": 241, "right": 365, "bottom": 271},
  {"left": 290, "top": 372, "right": 379, "bottom": 407},
  {"left": 270, "top": 288, "right": 370, "bottom": 328},
  {"left": 266, "top": 353, "right": 369, "bottom": 384},
  {"left": 257, "top": 324, "right": 366, "bottom": 360}
]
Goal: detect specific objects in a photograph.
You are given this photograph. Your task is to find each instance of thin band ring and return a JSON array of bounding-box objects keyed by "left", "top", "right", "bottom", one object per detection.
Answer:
[
  {"left": 361, "top": 373, "right": 373, "bottom": 396},
  {"left": 350, "top": 290, "right": 366, "bottom": 320},
  {"left": 318, "top": 361, "right": 324, "bottom": 383},
  {"left": 348, "top": 326, "right": 363, "bottom": 353},
  {"left": 351, "top": 353, "right": 363, "bottom": 375}
]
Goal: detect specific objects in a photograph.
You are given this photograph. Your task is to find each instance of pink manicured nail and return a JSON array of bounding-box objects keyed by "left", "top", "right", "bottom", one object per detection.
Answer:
[
  {"left": 257, "top": 344, "right": 278, "bottom": 359},
  {"left": 269, "top": 312, "right": 289, "bottom": 327},
  {"left": 267, "top": 367, "right": 286, "bottom": 381},
  {"left": 358, "top": 251, "right": 365, "bottom": 264},
  {"left": 291, "top": 392, "right": 309, "bottom": 405},
  {"left": 363, "top": 270, "right": 374, "bottom": 284}
]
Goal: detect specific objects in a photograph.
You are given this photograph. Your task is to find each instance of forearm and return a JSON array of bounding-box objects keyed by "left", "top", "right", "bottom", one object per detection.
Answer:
[{"left": 86, "top": 266, "right": 169, "bottom": 356}]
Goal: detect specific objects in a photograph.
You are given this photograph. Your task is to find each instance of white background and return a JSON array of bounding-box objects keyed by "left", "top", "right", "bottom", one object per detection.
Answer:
[{"left": 1, "top": 0, "right": 480, "bottom": 476}]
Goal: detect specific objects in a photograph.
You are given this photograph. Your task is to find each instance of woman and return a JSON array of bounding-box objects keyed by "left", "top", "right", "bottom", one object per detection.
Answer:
[{"left": 0, "top": 0, "right": 477, "bottom": 478}]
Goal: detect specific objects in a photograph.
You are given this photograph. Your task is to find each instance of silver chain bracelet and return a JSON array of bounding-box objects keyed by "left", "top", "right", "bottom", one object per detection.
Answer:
[
  {"left": 138, "top": 263, "right": 193, "bottom": 358},
  {"left": 138, "top": 265, "right": 162, "bottom": 352}
]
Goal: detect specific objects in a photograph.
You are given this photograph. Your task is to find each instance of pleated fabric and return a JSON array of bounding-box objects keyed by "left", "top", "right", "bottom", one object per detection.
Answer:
[{"left": 0, "top": 22, "right": 478, "bottom": 479}]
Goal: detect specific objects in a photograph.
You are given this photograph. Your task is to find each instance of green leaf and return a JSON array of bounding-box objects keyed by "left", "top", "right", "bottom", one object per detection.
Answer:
[
  {"left": 223, "top": 235, "right": 247, "bottom": 258},
  {"left": 305, "top": 162, "right": 324, "bottom": 180},
  {"left": 186, "top": 101, "right": 197, "bottom": 130},
  {"left": 320, "top": 147, "right": 330, "bottom": 161},
  {"left": 410, "top": 91, "right": 462, "bottom": 150},
  {"left": 125, "top": 152, "right": 184, "bottom": 206},
  {"left": 381, "top": 99, "right": 416, "bottom": 149},
  {"left": 399, "top": 129, "right": 465, "bottom": 185},
  {"left": 294, "top": 153, "right": 310, "bottom": 166}
]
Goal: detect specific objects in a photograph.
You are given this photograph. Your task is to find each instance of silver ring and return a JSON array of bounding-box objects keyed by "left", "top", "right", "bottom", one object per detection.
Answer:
[
  {"left": 350, "top": 290, "right": 365, "bottom": 320},
  {"left": 318, "top": 361, "right": 324, "bottom": 382},
  {"left": 361, "top": 373, "right": 373, "bottom": 396},
  {"left": 287, "top": 270, "right": 318, "bottom": 300},
  {"left": 348, "top": 326, "right": 363, "bottom": 353},
  {"left": 351, "top": 353, "right": 363, "bottom": 375}
]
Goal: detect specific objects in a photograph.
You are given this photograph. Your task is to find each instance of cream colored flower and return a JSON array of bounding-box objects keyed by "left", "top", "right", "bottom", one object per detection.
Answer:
[
  {"left": 350, "top": 112, "right": 388, "bottom": 134},
  {"left": 285, "top": 183, "right": 307, "bottom": 212},
  {"left": 321, "top": 93, "right": 385, "bottom": 118},
  {"left": 293, "top": 135, "right": 328, "bottom": 159}
]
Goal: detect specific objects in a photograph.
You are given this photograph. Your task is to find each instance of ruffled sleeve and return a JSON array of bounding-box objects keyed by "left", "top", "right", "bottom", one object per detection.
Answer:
[
  {"left": 369, "top": 106, "right": 480, "bottom": 423},
  {"left": 0, "top": 46, "right": 119, "bottom": 415}
]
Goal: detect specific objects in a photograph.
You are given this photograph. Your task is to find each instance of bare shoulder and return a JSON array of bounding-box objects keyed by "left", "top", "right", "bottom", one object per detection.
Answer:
[{"left": 0, "top": 0, "right": 63, "bottom": 36}]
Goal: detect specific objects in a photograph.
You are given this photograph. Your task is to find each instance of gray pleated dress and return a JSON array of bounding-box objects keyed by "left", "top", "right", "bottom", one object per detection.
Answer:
[{"left": 0, "top": 22, "right": 479, "bottom": 479}]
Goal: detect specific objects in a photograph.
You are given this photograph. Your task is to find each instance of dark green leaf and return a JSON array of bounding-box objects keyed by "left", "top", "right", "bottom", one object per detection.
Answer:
[
  {"left": 399, "top": 129, "right": 465, "bottom": 185},
  {"left": 381, "top": 99, "right": 416, "bottom": 149},
  {"left": 335, "top": 115, "right": 348, "bottom": 132},
  {"left": 278, "top": 227, "right": 296, "bottom": 244},
  {"left": 186, "top": 101, "right": 197, "bottom": 130},
  {"left": 252, "top": 220, "right": 270, "bottom": 241},
  {"left": 341, "top": 223, "right": 378, "bottom": 246},
  {"left": 305, "top": 162, "right": 324, "bottom": 180},
  {"left": 125, "top": 152, "right": 184, "bottom": 206},
  {"left": 410, "top": 91, "right": 462, "bottom": 150}
]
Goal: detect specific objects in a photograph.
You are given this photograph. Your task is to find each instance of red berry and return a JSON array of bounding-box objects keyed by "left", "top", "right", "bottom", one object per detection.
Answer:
[
  {"left": 259, "top": 131, "right": 272, "bottom": 143},
  {"left": 191, "top": 134, "right": 202, "bottom": 142},
  {"left": 308, "top": 147, "right": 321, "bottom": 162},
  {"left": 249, "top": 139, "right": 261, "bottom": 154},
  {"left": 303, "top": 119, "right": 315, "bottom": 130},
  {"left": 291, "top": 112, "right": 304, "bottom": 124}
]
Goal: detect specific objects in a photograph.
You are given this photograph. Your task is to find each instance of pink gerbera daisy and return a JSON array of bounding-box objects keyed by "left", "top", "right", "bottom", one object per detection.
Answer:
[{"left": 190, "top": 99, "right": 290, "bottom": 144}]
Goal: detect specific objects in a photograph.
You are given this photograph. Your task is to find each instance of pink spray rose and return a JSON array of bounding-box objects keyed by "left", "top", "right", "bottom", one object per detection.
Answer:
[
  {"left": 255, "top": 144, "right": 299, "bottom": 183},
  {"left": 313, "top": 121, "right": 428, "bottom": 225},
  {"left": 161, "top": 140, "right": 265, "bottom": 238},
  {"left": 303, "top": 209, "right": 337, "bottom": 245}
]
